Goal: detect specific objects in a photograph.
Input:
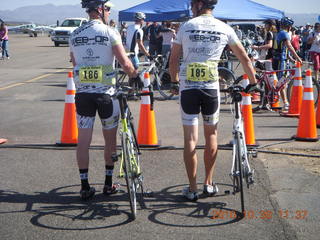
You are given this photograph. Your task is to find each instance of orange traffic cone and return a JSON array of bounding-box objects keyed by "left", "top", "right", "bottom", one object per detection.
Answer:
[
  {"left": 293, "top": 69, "right": 319, "bottom": 142},
  {"left": 137, "top": 72, "right": 160, "bottom": 147},
  {"left": 0, "top": 138, "right": 7, "bottom": 144},
  {"left": 280, "top": 62, "right": 303, "bottom": 117},
  {"left": 241, "top": 74, "right": 259, "bottom": 147},
  {"left": 269, "top": 72, "right": 281, "bottom": 111},
  {"left": 56, "top": 71, "right": 78, "bottom": 146},
  {"left": 251, "top": 92, "right": 260, "bottom": 104}
]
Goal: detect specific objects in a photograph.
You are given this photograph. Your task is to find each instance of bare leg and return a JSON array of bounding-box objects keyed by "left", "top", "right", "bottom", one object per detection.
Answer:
[
  {"left": 102, "top": 127, "right": 118, "bottom": 166},
  {"left": 183, "top": 125, "right": 198, "bottom": 192},
  {"left": 280, "top": 85, "right": 288, "bottom": 105},
  {"left": 203, "top": 124, "right": 218, "bottom": 185},
  {"left": 76, "top": 128, "right": 93, "bottom": 169}
]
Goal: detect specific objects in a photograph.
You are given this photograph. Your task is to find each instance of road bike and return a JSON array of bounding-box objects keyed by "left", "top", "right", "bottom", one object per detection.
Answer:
[
  {"left": 112, "top": 86, "right": 154, "bottom": 220},
  {"left": 115, "top": 55, "right": 174, "bottom": 100},
  {"left": 221, "top": 85, "right": 256, "bottom": 215}
]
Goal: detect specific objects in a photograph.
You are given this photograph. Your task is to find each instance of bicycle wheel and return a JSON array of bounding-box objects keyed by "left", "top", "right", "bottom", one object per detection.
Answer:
[
  {"left": 121, "top": 128, "right": 140, "bottom": 220},
  {"left": 218, "top": 67, "right": 236, "bottom": 90},
  {"left": 235, "top": 132, "right": 245, "bottom": 214},
  {"left": 287, "top": 77, "right": 320, "bottom": 106},
  {"left": 154, "top": 69, "right": 174, "bottom": 100}
]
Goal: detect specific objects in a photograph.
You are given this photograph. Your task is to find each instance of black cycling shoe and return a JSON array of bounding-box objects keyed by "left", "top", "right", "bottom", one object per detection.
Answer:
[
  {"left": 80, "top": 187, "right": 95, "bottom": 200},
  {"left": 103, "top": 184, "right": 119, "bottom": 195}
]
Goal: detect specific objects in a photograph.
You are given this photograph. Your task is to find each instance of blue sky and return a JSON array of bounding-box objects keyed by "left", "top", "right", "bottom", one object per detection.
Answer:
[{"left": 1, "top": 0, "right": 320, "bottom": 13}]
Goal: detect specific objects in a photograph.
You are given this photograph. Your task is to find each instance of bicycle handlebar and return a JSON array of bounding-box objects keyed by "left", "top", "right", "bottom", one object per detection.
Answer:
[
  {"left": 220, "top": 85, "right": 244, "bottom": 93},
  {"left": 114, "top": 87, "right": 154, "bottom": 110}
]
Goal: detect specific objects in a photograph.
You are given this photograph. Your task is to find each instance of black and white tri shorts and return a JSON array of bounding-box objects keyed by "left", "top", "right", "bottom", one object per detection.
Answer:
[
  {"left": 75, "top": 93, "right": 119, "bottom": 129},
  {"left": 180, "top": 89, "right": 220, "bottom": 126}
]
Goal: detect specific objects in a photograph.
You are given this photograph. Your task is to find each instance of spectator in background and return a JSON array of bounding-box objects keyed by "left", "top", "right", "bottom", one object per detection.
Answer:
[
  {"left": 307, "top": 22, "right": 320, "bottom": 82},
  {"left": 0, "top": 22, "right": 10, "bottom": 60},
  {"left": 142, "top": 22, "right": 151, "bottom": 57},
  {"left": 109, "top": 19, "right": 117, "bottom": 30},
  {"left": 291, "top": 27, "right": 301, "bottom": 56},
  {"left": 251, "top": 19, "right": 277, "bottom": 70},
  {"left": 126, "top": 12, "right": 150, "bottom": 68},
  {"left": 120, "top": 22, "right": 127, "bottom": 45},
  {"left": 301, "top": 23, "right": 312, "bottom": 59},
  {"left": 148, "top": 22, "right": 162, "bottom": 55},
  {"left": 272, "top": 17, "right": 302, "bottom": 111},
  {"left": 158, "top": 21, "right": 176, "bottom": 56},
  {"left": 234, "top": 25, "right": 243, "bottom": 40}
]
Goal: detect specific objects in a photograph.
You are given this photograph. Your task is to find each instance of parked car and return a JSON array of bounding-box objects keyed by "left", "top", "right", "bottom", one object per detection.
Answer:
[{"left": 50, "top": 18, "right": 88, "bottom": 47}]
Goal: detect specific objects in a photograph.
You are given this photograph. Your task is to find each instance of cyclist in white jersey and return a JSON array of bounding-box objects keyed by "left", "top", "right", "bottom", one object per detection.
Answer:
[
  {"left": 70, "top": 0, "right": 139, "bottom": 200},
  {"left": 169, "top": 0, "right": 257, "bottom": 201}
]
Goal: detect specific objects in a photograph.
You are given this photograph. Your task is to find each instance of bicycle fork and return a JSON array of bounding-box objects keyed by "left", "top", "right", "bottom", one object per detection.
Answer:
[{"left": 230, "top": 130, "right": 254, "bottom": 188}]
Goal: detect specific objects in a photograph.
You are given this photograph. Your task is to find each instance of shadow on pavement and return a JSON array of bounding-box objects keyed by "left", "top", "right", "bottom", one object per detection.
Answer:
[
  {"left": 0, "top": 182, "right": 244, "bottom": 230},
  {"left": 0, "top": 184, "right": 133, "bottom": 230},
  {"left": 145, "top": 183, "right": 243, "bottom": 227}
]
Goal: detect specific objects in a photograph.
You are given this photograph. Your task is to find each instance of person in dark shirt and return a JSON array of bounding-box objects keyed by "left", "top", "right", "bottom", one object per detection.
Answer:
[
  {"left": 251, "top": 19, "right": 277, "bottom": 70},
  {"left": 148, "top": 22, "right": 162, "bottom": 56}
]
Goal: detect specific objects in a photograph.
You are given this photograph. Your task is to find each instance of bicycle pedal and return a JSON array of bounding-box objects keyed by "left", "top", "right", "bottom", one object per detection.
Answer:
[
  {"left": 111, "top": 153, "right": 120, "bottom": 162},
  {"left": 143, "top": 189, "right": 154, "bottom": 198}
]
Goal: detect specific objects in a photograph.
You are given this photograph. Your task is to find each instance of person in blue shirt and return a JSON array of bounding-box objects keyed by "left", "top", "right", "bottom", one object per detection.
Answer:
[{"left": 272, "top": 17, "right": 302, "bottom": 110}]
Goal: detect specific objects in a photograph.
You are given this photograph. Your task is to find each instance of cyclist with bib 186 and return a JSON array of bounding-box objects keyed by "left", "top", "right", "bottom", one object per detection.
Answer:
[
  {"left": 169, "top": 0, "right": 257, "bottom": 201},
  {"left": 69, "top": 0, "right": 139, "bottom": 200}
]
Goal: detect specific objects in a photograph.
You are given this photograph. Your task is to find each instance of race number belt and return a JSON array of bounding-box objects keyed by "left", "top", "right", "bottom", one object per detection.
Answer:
[
  {"left": 186, "top": 61, "right": 218, "bottom": 82},
  {"left": 79, "top": 65, "right": 116, "bottom": 85}
]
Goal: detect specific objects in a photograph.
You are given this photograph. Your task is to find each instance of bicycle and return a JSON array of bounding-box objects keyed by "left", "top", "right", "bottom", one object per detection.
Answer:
[
  {"left": 221, "top": 85, "right": 256, "bottom": 215},
  {"left": 235, "top": 64, "right": 320, "bottom": 112},
  {"left": 112, "top": 86, "right": 154, "bottom": 220},
  {"left": 115, "top": 54, "right": 174, "bottom": 100}
]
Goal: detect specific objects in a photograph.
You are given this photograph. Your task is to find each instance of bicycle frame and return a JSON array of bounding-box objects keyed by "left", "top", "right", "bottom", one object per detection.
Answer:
[
  {"left": 116, "top": 91, "right": 141, "bottom": 178},
  {"left": 222, "top": 85, "right": 255, "bottom": 214},
  {"left": 230, "top": 93, "right": 253, "bottom": 185},
  {"left": 259, "top": 69, "right": 295, "bottom": 93}
]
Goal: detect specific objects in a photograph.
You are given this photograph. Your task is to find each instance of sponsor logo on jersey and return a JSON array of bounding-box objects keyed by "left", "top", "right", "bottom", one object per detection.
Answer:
[
  {"left": 71, "top": 36, "right": 109, "bottom": 46},
  {"left": 186, "top": 30, "right": 223, "bottom": 43}
]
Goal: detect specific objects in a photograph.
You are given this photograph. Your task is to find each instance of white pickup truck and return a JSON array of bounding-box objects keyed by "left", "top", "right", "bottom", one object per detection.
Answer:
[{"left": 51, "top": 18, "right": 88, "bottom": 46}]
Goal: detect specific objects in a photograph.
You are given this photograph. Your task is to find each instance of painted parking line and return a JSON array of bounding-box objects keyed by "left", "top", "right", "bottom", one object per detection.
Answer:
[{"left": 0, "top": 68, "right": 69, "bottom": 91}]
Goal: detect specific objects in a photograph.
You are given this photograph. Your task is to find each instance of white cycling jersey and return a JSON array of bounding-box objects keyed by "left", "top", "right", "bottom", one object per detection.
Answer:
[
  {"left": 125, "top": 24, "right": 144, "bottom": 56},
  {"left": 173, "top": 14, "right": 240, "bottom": 91},
  {"left": 69, "top": 19, "right": 121, "bottom": 94}
]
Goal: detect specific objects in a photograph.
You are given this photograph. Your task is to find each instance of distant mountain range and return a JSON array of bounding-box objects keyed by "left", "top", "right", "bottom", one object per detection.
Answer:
[
  {"left": 0, "top": 4, "right": 119, "bottom": 25},
  {"left": 0, "top": 4, "right": 318, "bottom": 26}
]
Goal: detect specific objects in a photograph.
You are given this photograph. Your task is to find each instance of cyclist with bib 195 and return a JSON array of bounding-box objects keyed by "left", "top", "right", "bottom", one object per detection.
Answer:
[
  {"left": 69, "top": 0, "right": 139, "bottom": 200},
  {"left": 169, "top": 0, "right": 257, "bottom": 201}
]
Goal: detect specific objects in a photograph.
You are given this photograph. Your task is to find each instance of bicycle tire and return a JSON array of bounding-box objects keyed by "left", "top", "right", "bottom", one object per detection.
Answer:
[
  {"left": 218, "top": 67, "right": 236, "bottom": 91},
  {"left": 122, "top": 131, "right": 138, "bottom": 220},
  {"left": 128, "top": 118, "right": 145, "bottom": 204},
  {"left": 286, "top": 77, "right": 320, "bottom": 106},
  {"left": 154, "top": 69, "right": 174, "bottom": 100},
  {"left": 235, "top": 132, "right": 245, "bottom": 214}
]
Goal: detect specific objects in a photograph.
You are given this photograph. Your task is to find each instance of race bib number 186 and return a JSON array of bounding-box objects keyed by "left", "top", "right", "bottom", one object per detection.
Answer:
[{"left": 79, "top": 65, "right": 115, "bottom": 85}]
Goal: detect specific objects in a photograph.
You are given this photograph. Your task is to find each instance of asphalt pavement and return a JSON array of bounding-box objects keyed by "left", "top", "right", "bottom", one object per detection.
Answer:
[{"left": 0, "top": 34, "right": 319, "bottom": 240}]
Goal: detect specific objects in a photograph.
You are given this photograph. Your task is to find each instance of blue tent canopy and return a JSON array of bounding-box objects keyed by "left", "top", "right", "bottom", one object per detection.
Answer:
[{"left": 119, "top": 0, "right": 284, "bottom": 22}]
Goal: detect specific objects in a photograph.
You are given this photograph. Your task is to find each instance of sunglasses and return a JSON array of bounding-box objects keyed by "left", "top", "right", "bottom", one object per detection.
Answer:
[{"left": 104, "top": 6, "right": 111, "bottom": 12}]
